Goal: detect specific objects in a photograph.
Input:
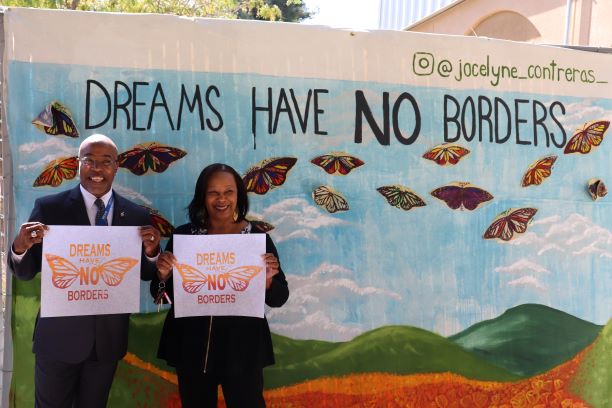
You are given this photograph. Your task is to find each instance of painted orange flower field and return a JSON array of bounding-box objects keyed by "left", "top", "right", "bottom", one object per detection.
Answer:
[
  {"left": 263, "top": 349, "right": 589, "bottom": 408},
  {"left": 124, "top": 345, "right": 591, "bottom": 407}
]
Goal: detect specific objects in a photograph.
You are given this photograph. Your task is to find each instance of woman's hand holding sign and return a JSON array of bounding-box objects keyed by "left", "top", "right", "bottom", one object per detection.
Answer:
[
  {"left": 156, "top": 251, "right": 177, "bottom": 281},
  {"left": 263, "top": 253, "right": 280, "bottom": 289}
]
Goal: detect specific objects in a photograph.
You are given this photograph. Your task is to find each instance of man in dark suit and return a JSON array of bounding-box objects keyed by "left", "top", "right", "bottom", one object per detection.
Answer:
[{"left": 8, "top": 134, "right": 162, "bottom": 407}]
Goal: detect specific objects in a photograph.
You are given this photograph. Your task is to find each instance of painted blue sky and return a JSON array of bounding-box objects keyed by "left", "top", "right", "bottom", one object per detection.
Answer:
[{"left": 8, "top": 61, "right": 612, "bottom": 342}]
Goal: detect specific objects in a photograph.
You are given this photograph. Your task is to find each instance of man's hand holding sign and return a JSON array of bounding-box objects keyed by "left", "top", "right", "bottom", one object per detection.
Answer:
[{"left": 8, "top": 134, "right": 160, "bottom": 407}]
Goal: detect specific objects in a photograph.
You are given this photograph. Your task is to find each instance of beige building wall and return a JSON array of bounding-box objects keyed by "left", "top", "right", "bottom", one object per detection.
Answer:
[{"left": 407, "top": 0, "right": 612, "bottom": 47}]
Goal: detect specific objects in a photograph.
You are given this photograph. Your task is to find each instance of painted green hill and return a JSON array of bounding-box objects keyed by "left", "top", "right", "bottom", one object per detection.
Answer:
[
  {"left": 127, "top": 310, "right": 172, "bottom": 366},
  {"left": 264, "top": 325, "right": 519, "bottom": 389},
  {"left": 570, "top": 318, "right": 612, "bottom": 408},
  {"left": 449, "top": 303, "right": 603, "bottom": 377}
]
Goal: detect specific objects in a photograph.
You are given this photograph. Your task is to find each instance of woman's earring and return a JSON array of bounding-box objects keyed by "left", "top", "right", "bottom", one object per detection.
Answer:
[{"left": 233, "top": 210, "right": 238, "bottom": 222}]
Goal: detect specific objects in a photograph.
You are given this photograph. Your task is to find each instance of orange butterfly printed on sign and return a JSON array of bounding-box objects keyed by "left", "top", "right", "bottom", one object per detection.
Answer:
[
  {"left": 175, "top": 263, "right": 262, "bottom": 294},
  {"left": 521, "top": 155, "right": 557, "bottom": 187},
  {"left": 422, "top": 143, "right": 470, "bottom": 166},
  {"left": 243, "top": 157, "right": 297, "bottom": 195},
  {"left": 310, "top": 152, "right": 364, "bottom": 175},
  {"left": 483, "top": 208, "right": 538, "bottom": 242},
  {"left": 45, "top": 254, "right": 138, "bottom": 289},
  {"left": 118, "top": 142, "right": 187, "bottom": 175},
  {"left": 33, "top": 156, "right": 78, "bottom": 187},
  {"left": 563, "top": 120, "right": 610, "bottom": 154}
]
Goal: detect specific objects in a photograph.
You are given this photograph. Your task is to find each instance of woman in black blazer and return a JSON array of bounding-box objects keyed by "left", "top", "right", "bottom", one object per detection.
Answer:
[{"left": 151, "top": 163, "right": 289, "bottom": 407}]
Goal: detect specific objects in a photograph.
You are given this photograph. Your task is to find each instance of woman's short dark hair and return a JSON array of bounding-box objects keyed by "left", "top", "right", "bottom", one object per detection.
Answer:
[{"left": 188, "top": 163, "right": 249, "bottom": 227}]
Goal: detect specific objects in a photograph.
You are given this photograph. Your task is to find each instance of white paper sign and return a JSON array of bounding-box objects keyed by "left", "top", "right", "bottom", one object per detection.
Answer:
[
  {"left": 172, "top": 234, "right": 266, "bottom": 318},
  {"left": 40, "top": 225, "right": 142, "bottom": 317}
]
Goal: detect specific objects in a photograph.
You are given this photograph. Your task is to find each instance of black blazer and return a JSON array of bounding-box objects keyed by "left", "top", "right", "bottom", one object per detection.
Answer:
[
  {"left": 151, "top": 222, "right": 289, "bottom": 374},
  {"left": 8, "top": 185, "right": 155, "bottom": 363}
]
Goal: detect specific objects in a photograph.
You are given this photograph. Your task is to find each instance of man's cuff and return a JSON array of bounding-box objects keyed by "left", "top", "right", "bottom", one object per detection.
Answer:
[
  {"left": 11, "top": 245, "right": 27, "bottom": 262},
  {"left": 145, "top": 249, "right": 160, "bottom": 263}
]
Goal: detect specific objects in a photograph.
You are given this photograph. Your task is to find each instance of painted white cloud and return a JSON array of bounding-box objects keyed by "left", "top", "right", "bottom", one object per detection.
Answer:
[
  {"left": 18, "top": 139, "right": 78, "bottom": 171},
  {"left": 113, "top": 183, "right": 153, "bottom": 206},
  {"left": 494, "top": 258, "right": 550, "bottom": 275},
  {"left": 18, "top": 154, "right": 74, "bottom": 171},
  {"left": 271, "top": 311, "right": 362, "bottom": 340},
  {"left": 507, "top": 275, "right": 546, "bottom": 291},
  {"left": 19, "top": 138, "right": 76, "bottom": 155},
  {"left": 268, "top": 262, "right": 401, "bottom": 341},
  {"left": 557, "top": 100, "right": 612, "bottom": 130},
  {"left": 255, "top": 198, "right": 347, "bottom": 243},
  {"left": 506, "top": 213, "right": 612, "bottom": 258}
]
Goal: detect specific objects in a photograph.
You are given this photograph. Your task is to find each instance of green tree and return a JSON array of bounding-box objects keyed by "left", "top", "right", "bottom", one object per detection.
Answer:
[
  {"left": 238, "top": 0, "right": 312, "bottom": 22},
  {"left": 0, "top": 0, "right": 311, "bottom": 21}
]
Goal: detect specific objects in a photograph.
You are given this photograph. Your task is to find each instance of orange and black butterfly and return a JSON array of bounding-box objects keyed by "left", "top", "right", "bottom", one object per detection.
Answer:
[
  {"left": 32, "top": 101, "right": 79, "bottom": 138},
  {"left": 312, "top": 185, "right": 349, "bottom": 213},
  {"left": 118, "top": 142, "right": 187, "bottom": 175},
  {"left": 175, "top": 263, "right": 262, "bottom": 294},
  {"left": 587, "top": 178, "right": 607, "bottom": 201},
  {"left": 246, "top": 218, "right": 275, "bottom": 232},
  {"left": 45, "top": 254, "right": 138, "bottom": 289},
  {"left": 243, "top": 157, "right": 297, "bottom": 195},
  {"left": 563, "top": 120, "right": 610, "bottom": 154},
  {"left": 422, "top": 143, "right": 470, "bottom": 166},
  {"left": 310, "top": 152, "right": 364, "bottom": 175},
  {"left": 33, "top": 156, "right": 79, "bottom": 187},
  {"left": 140, "top": 206, "right": 175, "bottom": 238},
  {"left": 483, "top": 208, "right": 537, "bottom": 242},
  {"left": 431, "top": 182, "right": 493, "bottom": 211},
  {"left": 521, "top": 155, "right": 557, "bottom": 187},
  {"left": 377, "top": 185, "right": 426, "bottom": 211}
]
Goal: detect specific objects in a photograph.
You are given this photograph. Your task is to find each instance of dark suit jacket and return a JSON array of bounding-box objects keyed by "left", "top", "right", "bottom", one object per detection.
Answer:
[
  {"left": 8, "top": 185, "right": 155, "bottom": 364},
  {"left": 150, "top": 222, "right": 289, "bottom": 374}
]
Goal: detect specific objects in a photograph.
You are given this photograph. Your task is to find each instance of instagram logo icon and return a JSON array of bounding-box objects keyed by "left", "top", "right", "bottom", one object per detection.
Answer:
[{"left": 413, "top": 52, "right": 435, "bottom": 76}]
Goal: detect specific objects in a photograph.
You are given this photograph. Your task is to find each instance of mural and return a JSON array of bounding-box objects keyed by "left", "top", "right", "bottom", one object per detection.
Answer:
[{"left": 4, "top": 8, "right": 611, "bottom": 407}]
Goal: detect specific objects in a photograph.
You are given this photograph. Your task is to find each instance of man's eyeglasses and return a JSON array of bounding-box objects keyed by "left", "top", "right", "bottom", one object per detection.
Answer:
[{"left": 79, "top": 158, "right": 117, "bottom": 169}]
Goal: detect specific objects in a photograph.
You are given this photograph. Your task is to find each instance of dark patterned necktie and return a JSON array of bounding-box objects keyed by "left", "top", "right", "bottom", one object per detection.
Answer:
[{"left": 94, "top": 198, "right": 108, "bottom": 226}]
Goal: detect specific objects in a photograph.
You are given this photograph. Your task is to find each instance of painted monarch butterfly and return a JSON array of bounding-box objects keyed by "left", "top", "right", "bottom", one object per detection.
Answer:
[
  {"left": 45, "top": 254, "right": 138, "bottom": 289},
  {"left": 377, "top": 185, "right": 426, "bottom": 211},
  {"left": 587, "top": 178, "right": 607, "bottom": 201},
  {"left": 246, "top": 218, "right": 275, "bottom": 232},
  {"left": 431, "top": 182, "right": 493, "bottom": 210},
  {"left": 32, "top": 101, "right": 80, "bottom": 138},
  {"left": 563, "top": 120, "right": 610, "bottom": 154},
  {"left": 422, "top": 143, "right": 470, "bottom": 166},
  {"left": 175, "top": 264, "right": 262, "bottom": 294},
  {"left": 140, "top": 206, "right": 175, "bottom": 238},
  {"left": 483, "top": 208, "right": 538, "bottom": 242},
  {"left": 243, "top": 157, "right": 297, "bottom": 195},
  {"left": 310, "top": 152, "right": 364, "bottom": 175},
  {"left": 118, "top": 142, "right": 187, "bottom": 175},
  {"left": 521, "top": 155, "right": 557, "bottom": 187},
  {"left": 33, "top": 156, "right": 79, "bottom": 187},
  {"left": 312, "top": 185, "right": 349, "bottom": 213}
]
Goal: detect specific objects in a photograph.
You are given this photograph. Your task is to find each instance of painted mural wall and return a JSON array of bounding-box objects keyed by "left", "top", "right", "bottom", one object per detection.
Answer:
[{"left": 4, "top": 8, "right": 611, "bottom": 407}]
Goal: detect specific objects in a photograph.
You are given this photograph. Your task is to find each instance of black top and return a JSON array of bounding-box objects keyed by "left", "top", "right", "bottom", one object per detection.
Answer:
[{"left": 150, "top": 222, "right": 289, "bottom": 374}]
